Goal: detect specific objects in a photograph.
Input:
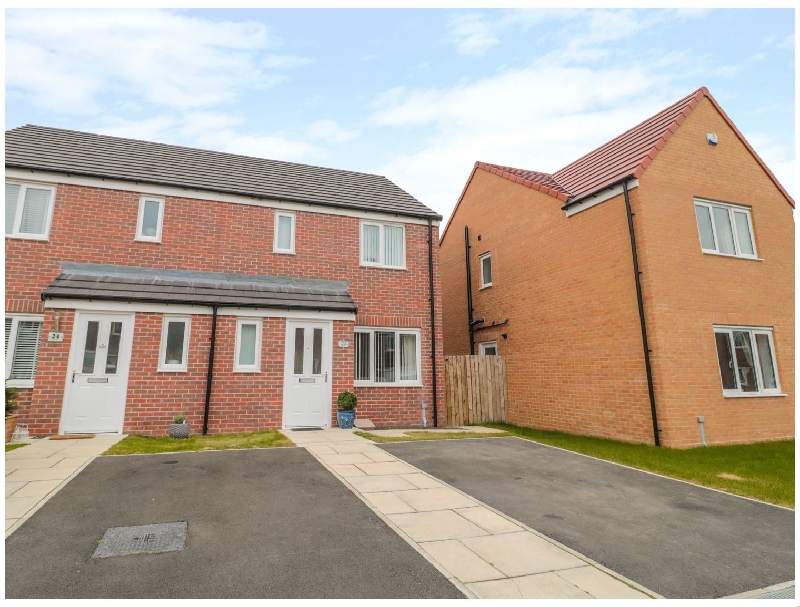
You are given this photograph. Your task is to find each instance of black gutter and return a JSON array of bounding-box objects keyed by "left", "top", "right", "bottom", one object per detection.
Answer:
[
  {"left": 464, "top": 226, "right": 476, "bottom": 355},
  {"left": 427, "top": 219, "right": 439, "bottom": 428},
  {"left": 202, "top": 305, "right": 219, "bottom": 436},
  {"left": 623, "top": 180, "right": 660, "bottom": 447}
]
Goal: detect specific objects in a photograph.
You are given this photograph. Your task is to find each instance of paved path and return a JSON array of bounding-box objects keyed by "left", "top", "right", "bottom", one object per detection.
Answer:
[
  {"left": 6, "top": 435, "right": 124, "bottom": 537},
  {"left": 282, "top": 428, "right": 653, "bottom": 599}
]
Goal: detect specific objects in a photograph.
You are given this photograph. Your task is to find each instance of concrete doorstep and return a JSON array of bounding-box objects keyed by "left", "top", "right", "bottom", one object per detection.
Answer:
[{"left": 281, "top": 427, "right": 656, "bottom": 600}]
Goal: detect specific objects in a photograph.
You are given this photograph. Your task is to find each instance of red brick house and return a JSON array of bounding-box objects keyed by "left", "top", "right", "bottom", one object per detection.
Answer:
[
  {"left": 5, "top": 125, "right": 444, "bottom": 436},
  {"left": 440, "top": 87, "right": 794, "bottom": 448}
]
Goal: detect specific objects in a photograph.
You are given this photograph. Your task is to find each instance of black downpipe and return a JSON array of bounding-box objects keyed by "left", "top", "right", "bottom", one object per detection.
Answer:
[
  {"left": 427, "top": 219, "right": 439, "bottom": 428},
  {"left": 202, "top": 305, "right": 219, "bottom": 435},
  {"left": 464, "top": 226, "right": 475, "bottom": 355},
  {"left": 623, "top": 181, "right": 660, "bottom": 446}
]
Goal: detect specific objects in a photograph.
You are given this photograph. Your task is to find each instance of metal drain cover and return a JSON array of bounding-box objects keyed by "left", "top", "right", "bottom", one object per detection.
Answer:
[{"left": 92, "top": 522, "right": 187, "bottom": 559}]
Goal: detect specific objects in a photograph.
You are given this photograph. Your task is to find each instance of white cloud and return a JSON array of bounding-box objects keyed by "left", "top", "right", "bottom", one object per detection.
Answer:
[
  {"left": 6, "top": 9, "right": 300, "bottom": 114},
  {"left": 445, "top": 13, "right": 501, "bottom": 56},
  {"left": 305, "top": 120, "right": 361, "bottom": 143}
]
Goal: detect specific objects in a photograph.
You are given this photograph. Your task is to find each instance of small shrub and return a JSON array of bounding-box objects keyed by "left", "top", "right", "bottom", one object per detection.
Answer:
[
  {"left": 336, "top": 391, "right": 357, "bottom": 411},
  {"left": 6, "top": 385, "right": 19, "bottom": 416},
  {"left": 173, "top": 415, "right": 187, "bottom": 424}
]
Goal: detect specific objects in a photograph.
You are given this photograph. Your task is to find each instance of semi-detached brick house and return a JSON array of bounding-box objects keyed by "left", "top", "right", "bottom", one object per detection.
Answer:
[
  {"left": 440, "top": 87, "right": 794, "bottom": 448},
  {"left": 5, "top": 125, "right": 444, "bottom": 437}
]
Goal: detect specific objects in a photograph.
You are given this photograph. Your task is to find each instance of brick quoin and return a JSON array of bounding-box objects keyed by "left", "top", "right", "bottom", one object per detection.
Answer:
[
  {"left": 7, "top": 183, "right": 444, "bottom": 436},
  {"left": 440, "top": 95, "right": 793, "bottom": 448}
]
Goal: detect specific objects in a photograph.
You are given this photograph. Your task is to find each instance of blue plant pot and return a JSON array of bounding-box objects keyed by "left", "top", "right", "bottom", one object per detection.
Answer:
[{"left": 337, "top": 409, "right": 356, "bottom": 429}]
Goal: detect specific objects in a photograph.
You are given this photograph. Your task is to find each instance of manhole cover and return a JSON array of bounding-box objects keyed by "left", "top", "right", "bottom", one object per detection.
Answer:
[{"left": 92, "top": 522, "right": 187, "bottom": 559}]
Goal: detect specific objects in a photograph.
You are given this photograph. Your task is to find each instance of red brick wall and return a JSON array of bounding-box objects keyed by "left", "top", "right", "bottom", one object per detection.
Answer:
[{"left": 6, "top": 182, "right": 444, "bottom": 435}]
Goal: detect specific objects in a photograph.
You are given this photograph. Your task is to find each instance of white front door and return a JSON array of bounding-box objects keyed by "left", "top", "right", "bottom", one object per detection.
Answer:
[
  {"left": 63, "top": 313, "right": 134, "bottom": 434},
  {"left": 282, "top": 321, "right": 331, "bottom": 428}
]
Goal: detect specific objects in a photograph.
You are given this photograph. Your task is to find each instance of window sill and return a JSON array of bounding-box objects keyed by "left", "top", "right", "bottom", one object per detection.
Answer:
[
  {"left": 134, "top": 237, "right": 162, "bottom": 244},
  {"left": 354, "top": 382, "right": 423, "bottom": 388},
  {"left": 479, "top": 284, "right": 492, "bottom": 290},
  {"left": 6, "top": 379, "right": 34, "bottom": 389},
  {"left": 723, "top": 392, "right": 787, "bottom": 398},
  {"left": 702, "top": 251, "right": 762, "bottom": 262},
  {"left": 157, "top": 367, "right": 188, "bottom": 373},
  {"left": 5, "top": 234, "right": 49, "bottom": 241},
  {"left": 233, "top": 368, "right": 261, "bottom": 374},
  {"left": 273, "top": 250, "right": 296, "bottom": 255},
  {"left": 359, "top": 263, "right": 407, "bottom": 271}
]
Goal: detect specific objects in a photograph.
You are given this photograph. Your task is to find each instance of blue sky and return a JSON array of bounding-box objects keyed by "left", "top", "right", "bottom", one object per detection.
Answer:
[{"left": 5, "top": 8, "right": 795, "bottom": 222}]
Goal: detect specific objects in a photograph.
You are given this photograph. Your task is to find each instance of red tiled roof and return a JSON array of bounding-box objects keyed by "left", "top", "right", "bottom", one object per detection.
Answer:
[{"left": 445, "top": 87, "right": 794, "bottom": 243}]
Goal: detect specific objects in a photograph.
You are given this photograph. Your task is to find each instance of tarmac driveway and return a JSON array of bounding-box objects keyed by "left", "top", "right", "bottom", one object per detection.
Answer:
[
  {"left": 5, "top": 447, "right": 463, "bottom": 599},
  {"left": 381, "top": 437, "right": 795, "bottom": 599}
]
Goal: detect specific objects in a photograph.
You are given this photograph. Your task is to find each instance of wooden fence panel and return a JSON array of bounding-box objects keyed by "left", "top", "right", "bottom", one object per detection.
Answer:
[{"left": 444, "top": 355, "right": 507, "bottom": 426}]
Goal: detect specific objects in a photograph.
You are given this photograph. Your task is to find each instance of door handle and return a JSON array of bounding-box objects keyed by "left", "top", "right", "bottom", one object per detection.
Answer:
[
  {"left": 72, "top": 372, "right": 76, "bottom": 383},
  {"left": 325, "top": 372, "right": 328, "bottom": 383}
]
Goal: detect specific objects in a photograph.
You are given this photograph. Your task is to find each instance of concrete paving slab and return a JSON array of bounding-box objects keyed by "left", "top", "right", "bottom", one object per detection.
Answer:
[
  {"left": 420, "top": 540, "right": 504, "bottom": 583},
  {"left": 355, "top": 461, "right": 419, "bottom": 476},
  {"left": 394, "top": 487, "right": 476, "bottom": 512},
  {"left": 362, "top": 491, "right": 417, "bottom": 515},
  {"left": 6, "top": 496, "right": 44, "bottom": 519},
  {"left": 364, "top": 450, "right": 401, "bottom": 463},
  {"left": 330, "top": 443, "right": 378, "bottom": 454},
  {"left": 322, "top": 453, "right": 375, "bottom": 465},
  {"left": 52, "top": 457, "right": 94, "bottom": 468},
  {"left": 6, "top": 467, "right": 75, "bottom": 482},
  {"left": 454, "top": 506, "right": 522, "bottom": 534},
  {"left": 347, "top": 474, "right": 417, "bottom": 493},
  {"left": 399, "top": 473, "right": 444, "bottom": 489},
  {"left": 329, "top": 464, "right": 366, "bottom": 477},
  {"left": 9, "top": 479, "right": 64, "bottom": 499},
  {"left": 6, "top": 518, "right": 19, "bottom": 530},
  {"left": 466, "top": 578, "right": 523, "bottom": 598},
  {"left": 557, "top": 565, "right": 649, "bottom": 599},
  {"left": 460, "top": 531, "right": 585, "bottom": 577},
  {"left": 303, "top": 444, "right": 337, "bottom": 455},
  {"left": 388, "top": 510, "right": 489, "bottom": 543},
  {"left": 513, "top": 572, "right": 593, "bottom": 599},
  {"left": 6, "top": 481, "right": 27, "bottom": 498},
  {"left": 4, "top": 456, "right": 66, "bottom": 470}
]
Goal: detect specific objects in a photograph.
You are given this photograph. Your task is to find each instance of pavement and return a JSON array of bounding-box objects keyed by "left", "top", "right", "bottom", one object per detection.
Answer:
[
  {"left": 380, "top": 435, "right": 796, "bottom": 599},
  {"left": 5, "top": 447, "right": 464, "bottom": 599},
  {"left": 6, "top": 434, "right": 125, "bottom": 536},
  {"left": 288, "top": 428, "right": 653, "bottom": 599}
]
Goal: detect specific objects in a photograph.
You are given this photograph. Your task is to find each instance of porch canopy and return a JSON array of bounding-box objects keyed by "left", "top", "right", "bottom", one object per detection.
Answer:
[{"left": 42, "top": 262, "right": 357, "bottom": 313}]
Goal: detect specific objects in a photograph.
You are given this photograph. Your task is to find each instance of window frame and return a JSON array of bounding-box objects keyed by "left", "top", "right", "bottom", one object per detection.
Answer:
[
  {"left": 479, "top": 252, "right": 493, "bottom": 289},
  {"left": 135, "top": 196, "right": 165, "bottom": 243},
  {"left": 5, "top": 314, "right": 44, "bottom": 388},
  {"left": 5, "top": 181, "right": 56, "bottom": 241},
  {"left": 234, "top": 318, "right": 262, "bottom": 373},
  {"left": 359, "top": 221, "right": 406, "bottom": 270},
  {"left": 353, "top": 326, "right": 422, "bottom": 386},
  {"left": 157, "top": 316, "right": 191, "bottom": 372},
  {"left": 694, "top": 199, "right": 758, "bottom": 260},
  {"left": 713, "top": 325, "right": 782, "bottom": 398},
  {"left": 479, "top": 341, "right": 498, "bottom": 355},
  {"left": 273, "top": 210, "right": 296, "bottom": 254}
]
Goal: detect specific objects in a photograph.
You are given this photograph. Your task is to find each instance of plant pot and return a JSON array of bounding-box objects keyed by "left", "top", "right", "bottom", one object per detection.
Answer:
[
  {"left": 5, "top": 414, "right": 18, "bottom": 444},
  {"left": 336, "top": 409, "right": 356, "bottom": 429},
  {"left": 168, "top": 423, "right": 190, "bottom": 439}
]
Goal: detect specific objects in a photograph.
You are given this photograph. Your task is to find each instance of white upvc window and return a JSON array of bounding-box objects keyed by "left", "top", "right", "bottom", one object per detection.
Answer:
[
  {"left": 713, "top": 325, "right": 781, "bottom": 397},
  {"left": 273, "top": 211, "right": 296, "bottom": 254},
  {"left": 479, "top": 252, "right": 492, "bottom": 288},
  {"left": 354, "top": 327, "right": 421, "bottom": 386},
  {"left": 136, "top": 196, "right": 164, "bottom": 242},
  {"left": 158, "top": 316, "right": 190, "bottom": 372},
  {"left": 694, "top": 199, "right": 757, "bottom": 259},
  {"left": 5, "top": 182, "right": 56, "bottom": 240},
  {"left": 360, "top": 221, "right": 406, "bottom": 269},
  {"left": 234, "top": 318, "right": 262, "bottom": 372},
  {"left": 5, "top": 315, "right": 44, "bottom": 388},
  {"left": 479, "top": 341, "right": 498, "bottom": 355}
]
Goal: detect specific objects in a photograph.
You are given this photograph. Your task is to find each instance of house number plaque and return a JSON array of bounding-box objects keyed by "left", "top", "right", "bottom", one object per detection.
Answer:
[
  {"left": 48, "top": 332, "right": 64, "bottom": 342},
  {"left": 338, "top": 340, "right": 349, "bottom": 348}
]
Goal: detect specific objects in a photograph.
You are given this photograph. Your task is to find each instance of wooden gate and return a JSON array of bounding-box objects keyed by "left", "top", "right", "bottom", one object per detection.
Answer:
[{"left": 444, "top": 355, "right": 508, "bottom": 425}]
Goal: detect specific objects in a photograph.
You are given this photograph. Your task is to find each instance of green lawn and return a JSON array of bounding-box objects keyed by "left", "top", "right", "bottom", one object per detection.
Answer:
[
  {"left": 103, "top": 430, "right": 294, "bottom": 455},
  {"left": 484, "top": 423, "right": 794, "bottom": 508},
  {"left": 5, "top": 443, "right": 27, "bottom": 452},
  {"left": 355, "top": 429, "right": 509, "bottom": 443}
]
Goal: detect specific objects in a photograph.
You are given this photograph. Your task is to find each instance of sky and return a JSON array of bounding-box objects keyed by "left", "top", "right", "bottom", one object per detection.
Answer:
[{"left": 5, "top": 8, "right": 795, "bottom": 223}]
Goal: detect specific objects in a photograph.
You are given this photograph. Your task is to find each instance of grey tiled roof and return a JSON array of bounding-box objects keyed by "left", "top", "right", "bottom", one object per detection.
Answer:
[
  {"left": 42, "top": 263, "right": 357, "bottom": 313},
  {"left": 6, "top": 125, "right": 441, "bottom": 220}
]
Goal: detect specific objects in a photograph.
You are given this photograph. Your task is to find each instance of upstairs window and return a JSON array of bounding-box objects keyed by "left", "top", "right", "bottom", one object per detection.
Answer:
[
  {"left": 480, "top": 253, "right": 492, "bottom": 288},
  {"left": 714, "top": 326, "right": 780, "bottom": 397},
  {"left": 694, "top": 199, "right": 756, "bottom": 259},
  {"left": 5, "top": 182, "right": 56, "bottom": 240},
  {"left": 274, "top": 211, "right": 295, "bottom": 254},
  {"left": 136, "top": 196, "right": 164, "bottom": 242},
  {"left": 361, "top": 222, "right": 405, "bottom": 269},
  {"left": 5, "top": 315, "right": 43, "bottom": 388}
]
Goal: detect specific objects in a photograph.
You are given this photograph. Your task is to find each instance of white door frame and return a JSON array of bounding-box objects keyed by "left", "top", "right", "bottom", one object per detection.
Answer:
[
  {"left": 59, "top": 310, "right": 136, "bottom": 435},
  {"left": 282, "top": 319, "right": 333, "bottom": 429}
]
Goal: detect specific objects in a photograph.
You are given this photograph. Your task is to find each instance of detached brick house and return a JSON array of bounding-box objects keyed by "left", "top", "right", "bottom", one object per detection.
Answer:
[
  {"left": 440, "top": 87, "right": 794, "bottom": 448},
  {"left": 5, "top": 125, "right": 444, "bottom": 436}
]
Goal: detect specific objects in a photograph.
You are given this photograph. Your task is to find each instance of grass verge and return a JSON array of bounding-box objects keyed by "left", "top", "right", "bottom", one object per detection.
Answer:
[
  {"left": 5, "top": 443, "right": 27, "bottom": 452},
  {"left": 484, "top": 422, "right": 794, "bottom": 508},
  {"left": 103, "top": 430, "right": 294, "bottom": 455},
  {"left": 355, "top": 429, "right": 509, "bottom": 443}
]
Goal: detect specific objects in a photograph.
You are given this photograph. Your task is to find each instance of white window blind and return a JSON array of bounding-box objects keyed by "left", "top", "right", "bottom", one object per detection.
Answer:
[
  {"left": 6, "top": 183, "right": 20, "bottom": 235},
  {"left": 6, "top": 319, "right": 43, "bottom": 383},
  {"left": 361, "top": 222, "right": 405, "bottom": 268},
  {"left": 354, "top": 328, "right": 420, "bottom": 385},
  {"left": 384, "top": 225, "right": 404, "bottom": 267},
  {"left": 362, "top": 224, "right": 380, "bottom": 264},
  {"left": 5, "top": 182, "right": 54, "bottom": 239},
  {"left": 5, "top": 317, "right": 12, "bottom": 356},
  {"left": 694, "top": 200, "right": 757, "bottom": 259}
]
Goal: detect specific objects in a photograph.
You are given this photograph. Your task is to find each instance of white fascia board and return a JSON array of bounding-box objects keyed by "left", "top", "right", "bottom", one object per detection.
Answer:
[
  {"left": 565, "top": 179, "right": 639, "bottom": 217},
  {"left": 5, "top": 168, "right": 439, "bottom": 227},
  {"left": 44, "top": 299, "right": 355, "bottom": 321}
]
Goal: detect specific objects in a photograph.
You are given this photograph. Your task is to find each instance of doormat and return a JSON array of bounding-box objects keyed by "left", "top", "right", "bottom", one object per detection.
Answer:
[
  {"left": 291, "top": 428, "right": 323, "bottom": 432},
  {"left": 49, "top": 434, "right": 96, "bottom": 440},
  {"left": 92, "top": 522, "right": 188, "bottom": 559}
]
